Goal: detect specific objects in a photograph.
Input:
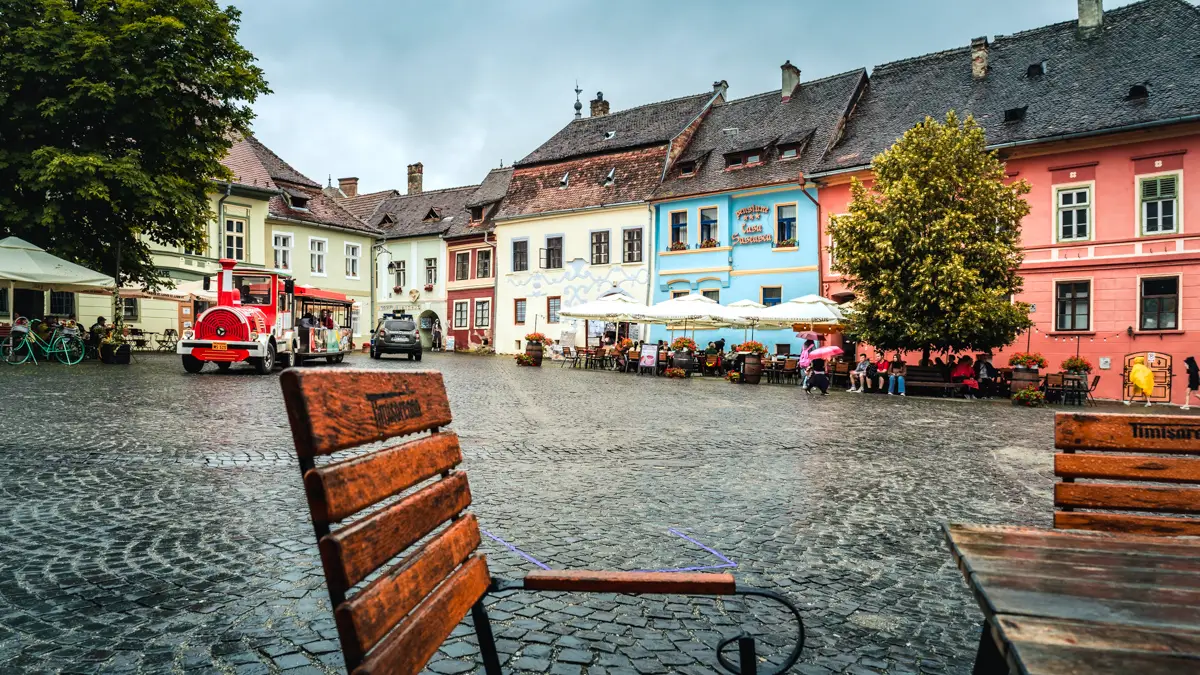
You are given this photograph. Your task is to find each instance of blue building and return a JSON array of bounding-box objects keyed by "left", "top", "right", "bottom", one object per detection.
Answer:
[{"left": 649, "top": 63, "right": 866, "bottom": 353}]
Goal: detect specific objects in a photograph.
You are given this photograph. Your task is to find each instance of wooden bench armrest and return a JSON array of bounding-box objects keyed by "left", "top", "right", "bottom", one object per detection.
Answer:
[{"left": 517, "top": 570, "right": 736, "bottom": 595}]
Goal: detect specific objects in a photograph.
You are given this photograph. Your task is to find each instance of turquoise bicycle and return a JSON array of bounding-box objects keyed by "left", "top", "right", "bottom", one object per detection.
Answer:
[{"left": 2, "top": 318, "right": 85, "bottom": 365}]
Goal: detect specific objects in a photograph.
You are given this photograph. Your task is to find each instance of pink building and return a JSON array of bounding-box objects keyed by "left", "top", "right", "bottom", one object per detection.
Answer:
[{"left": 813, "top": 0, "right": 1200, "bottom": 403}]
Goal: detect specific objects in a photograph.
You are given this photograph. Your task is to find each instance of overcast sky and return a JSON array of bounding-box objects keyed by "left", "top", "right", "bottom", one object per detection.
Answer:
[{"left": 230, "top": 0, "right": 1140, "bottom": 195}]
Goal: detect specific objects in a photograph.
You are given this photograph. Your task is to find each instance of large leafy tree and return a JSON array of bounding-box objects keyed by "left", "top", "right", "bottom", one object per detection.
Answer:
[
  {"left": 828, "top": 112, "right": 1032, "bottom": 360},
  {"left": 0, "top": 0, "right": 269, "bottom": 289}
]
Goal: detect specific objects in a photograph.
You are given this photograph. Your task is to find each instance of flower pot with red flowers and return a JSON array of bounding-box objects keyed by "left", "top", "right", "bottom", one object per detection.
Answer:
[
  {"left": 669, "top": 337, "right": 697, "bottom": 376},
  {"left": 514, "top": 354, "right": 536, "bottom": 367},
  {"left": 1011, "top": 386, "right": 1046, "bottom": 407},
  {"left": 1061, "top": 355, "right": 1093, "bottom": 376},
  {"left": 1008, "top": 351, "right": 1047, "bottom": 393},
  {"left": 668, "top": 241, "right": 688, "bottom": 252},
  {"left": 523, "top": 332, "right": 551, "bottom": 366},
  {"left": 424, "top": 283, "right": 434, "bottom": 292},
  {"left": 665, "top": 367, "right": 687, "bottom": 379},
  {"left": 738, "top": 340, "right": 767, "bottom": 384},
  {"left": 392, "top": 285, "right": 402, "bottom": 294},
  {"left": 699, "top": 238, "right": 719, "bottom": 249}
]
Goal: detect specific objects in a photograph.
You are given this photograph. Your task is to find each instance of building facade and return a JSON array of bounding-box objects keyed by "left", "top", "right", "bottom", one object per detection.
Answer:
[
  {"left": 493, "top": 90, "right": 722, "bottom": 353},
  {"left": 650, "top": 65, "right": 866, "bottom": 353},
  {"left": 444, "top": 167, "right": 512, "bottom": 351},
  {"left": 815, "top": 0, "right": 1200, "bottom": 403}
]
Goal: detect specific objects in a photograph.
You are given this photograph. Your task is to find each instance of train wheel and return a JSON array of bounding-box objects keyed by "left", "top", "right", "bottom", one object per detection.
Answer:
[
  {"left": 252, "top": 343, "right": 276, "bottom": 374},
  {"left": 182, "top": 355, "right": 205, "bottom": 373}
]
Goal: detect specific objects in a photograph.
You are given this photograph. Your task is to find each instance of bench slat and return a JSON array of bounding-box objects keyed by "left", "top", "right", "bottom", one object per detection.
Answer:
[
  {"left": 353, "top": 554, "right": 490, "bottom": 675},
  {"left": 305, "top": 432, "right": 463, "bottom": 522},
  {"left": 524, "top": 570, "right": 736, "bottom": 595},
  {"left": 1055, "top": 483, "right": 1200, "bottom": 513},
  {"left": 974, "top": 572, "right": 1200, "bottom": 608},
  {"left": 1055, "top": 453, "right": 1200, "bottom": 484},
  {"left": 320, "top": 472, "right": 472, "bottom": 591},
  {"left": 1056, "top": 413, "right": 1200, "bottom": 454},
  {"left": 1054, "top": 512, "right": 1200, "bottom": 537},
  {"left": 281, "top": 369, "right": 453, "bottom": 457},
  {"left": 336, "top": 514, "right": 481, "bottom": 663},
  {"left": 997, "top": 615, "right": 1200, "bottom": 655},
  {"left": 1005, "top": 640, "right": 1200, "bottom": 675}
]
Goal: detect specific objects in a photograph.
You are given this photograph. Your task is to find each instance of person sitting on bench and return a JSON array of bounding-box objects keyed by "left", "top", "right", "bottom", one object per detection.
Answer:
[
  {"left": 951, "top": 355, "right": 980, "bottom": 399},
  {"left": 848, "top": 353, "right": 871, "bottom": 392},
  {"left": 975, "top": 354, "right": 998, "bottom": 398}
]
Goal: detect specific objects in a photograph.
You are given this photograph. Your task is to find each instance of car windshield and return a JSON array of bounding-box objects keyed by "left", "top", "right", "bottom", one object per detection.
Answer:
[{"left": 384, "top": 320, "right": 416, "bottom": 332}]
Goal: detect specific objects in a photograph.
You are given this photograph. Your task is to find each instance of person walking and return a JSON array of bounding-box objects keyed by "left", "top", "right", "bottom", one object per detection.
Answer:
[
  {"left": 1124, "top": 356, "right": 1155, "bottom": 407},
  {"left": 888, "top": 357, "right": 907, "bottom": 396},
  {"left": 432, "top": 321, "right": 443, "bottom": 352},
  {"left": 1182, "top": 356, "right": 1198, "bottom": 410},
  {"left": 806, "top": 358, "right": 829, "bottom": 395}
]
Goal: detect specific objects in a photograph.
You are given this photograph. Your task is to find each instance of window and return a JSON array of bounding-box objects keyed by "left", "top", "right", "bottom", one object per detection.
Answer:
[
  {"left": 425, "top": 258, "right": 437, "bottom": 285},
  {"left": 724, "top": 153, "right": 743, "bottom": 169},
  {"left": 122, "top": 297, "right": 139, "bottom": 322},
  {"left": 1003, "top": 106, "right": 1027, "bottom": 123},
  {"left": 540, "top": 236, "right": 563, "bottom": 269},
  {"left": 679, "top": 161, "right": 696, "bottom": 176},
  {"left": 671, "top": 290, "right": 689, "bottom": 299},
  {"left": 701, "top": 289, "right": 719, "bottom": 302},
  {"left": 700, "top": 208, "right": 718, "bottom": 242},
  {"left": 1140, "top": 277, "right": 1178, "bottom": 330},
  {"left": 514, "top": 299, "right": 527, "bottom": 324},
  {"left": 591, "top": 231, "right": 610, "bottom": 265},
  {"left": 50, "top": 290, "right": 75, "bottom": 316},
  {"left": 559, "top": 172, "right": 570, "bottom": 188},
  {"left": 273, "top": 234, "right": 292, "bottom": 270},
  {"left": 1056, "top": 187, "right": 1091, "bottom": 241},
  {"left": 762, "top": 287, "right": 782, "bottom": 307},
  {"left": 1055, "top": 281, "right": 1090, "bottom": 331},
  {"left": 309, "top": 238, "right": 327, "bottom": 275},
  {"left": 547, "top": 296, "right": 561, "bottom": 323},
  {"left": 345, "top": 243, "right": 360, "bottom": 278},
  {"left": 453, "top": 300, "right": 469, "bottom": 329},
  {"left": 0, "top": 286, "right": 7, "bottom": 316},
  {"left": 393, "top": 260, "right": 406, "bottom": 289},
  {"left": 1141, "top": 175, "right": 1178, "bottom": 234},
  {"left": 455, "top": 251, "right": 470, "bottom": 281},
  {"left": 779, "top": 144, "right": 800, "bottom": 159},
  {"left": 470, "top": 206, "right": 484, "bottom": 221},
  {"left": 224, "top": 217, "right": 246, "bottom": 260},
  {"left": 623, "top": 228, "right": 643, "bottom": 263},
  {"left": 670, "top": 211, "right": 688, "bottom": 246},
  {"left": 745, "top": 151, "right": 761, "bottom": 165},
  {"left": 476, "top": 249, "right": 491, "bottom": 278},
  {"left": 776, "top": 204, "right": 797, "bottom": 244},
  {"left": 474, "top": 300, "right": 491, "bottom": 328},
  {"left": 512, "top": 240, "right": 528, "bottom": 272},
  {"left": 289, "top": 194, "right": 309, "bottom": 210}
]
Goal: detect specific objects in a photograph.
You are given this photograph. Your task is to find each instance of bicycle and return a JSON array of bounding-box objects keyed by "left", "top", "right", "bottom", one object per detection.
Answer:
[{"left": 2, "top": 318, "right": 85, "bottom": 365}]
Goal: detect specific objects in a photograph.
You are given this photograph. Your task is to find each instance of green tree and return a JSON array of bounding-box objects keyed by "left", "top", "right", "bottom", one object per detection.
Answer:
[
  {"left": 828, "top": 112, "right": 1032, "bottom": 361},
  {"left": 0, "top": 0, "right": 269, "bottom": 290}
]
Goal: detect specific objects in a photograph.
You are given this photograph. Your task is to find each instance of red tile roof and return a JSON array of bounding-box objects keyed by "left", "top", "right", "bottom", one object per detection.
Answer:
[{"left": 498, "top": 146, "right": 668, "bottom": 219}]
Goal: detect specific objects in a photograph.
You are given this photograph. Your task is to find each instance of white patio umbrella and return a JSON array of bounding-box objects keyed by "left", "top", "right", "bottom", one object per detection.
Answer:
[
  {"left": 758, "top": 294, "right": 845, "bottom": 324},
  {"left": 559, "top": 292, "right": 648, "bottom": 321},
  {"left": 0, "top": 236, "right": 115, "bottom": 292},
  {"left": 637, "top": 293, "right": 748, "bottom": 326},
  {"left": 726, "top": 299, "right": 770, "bottom": 339}
]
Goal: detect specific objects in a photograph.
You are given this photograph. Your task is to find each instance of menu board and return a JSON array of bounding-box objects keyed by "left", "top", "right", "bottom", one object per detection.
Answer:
[{"left": 639, "top": 344, "right": 658, "bottom": 369}]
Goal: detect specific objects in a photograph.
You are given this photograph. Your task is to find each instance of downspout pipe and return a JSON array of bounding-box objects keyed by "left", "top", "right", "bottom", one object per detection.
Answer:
[{"left": 798, "top": 175, "right": 822, "bottom": 297}]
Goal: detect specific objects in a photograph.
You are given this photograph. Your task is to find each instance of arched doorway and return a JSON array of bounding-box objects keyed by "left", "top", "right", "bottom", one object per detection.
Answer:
[{"left": 418, "top": 310, "right": 440, "bottom": 350}]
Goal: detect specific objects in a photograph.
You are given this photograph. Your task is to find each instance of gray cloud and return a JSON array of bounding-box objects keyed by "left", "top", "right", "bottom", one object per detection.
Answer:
[{"left": 231, "top": 0, "right": 1134, "bottom": 194}]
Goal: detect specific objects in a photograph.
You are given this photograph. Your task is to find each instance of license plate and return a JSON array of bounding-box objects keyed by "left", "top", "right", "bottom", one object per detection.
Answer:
[{"left": 212, "top": 342, "right": 227, "bottom": 351}]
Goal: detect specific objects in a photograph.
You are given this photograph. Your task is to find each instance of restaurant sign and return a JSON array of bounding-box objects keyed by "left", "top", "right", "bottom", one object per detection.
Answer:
[{"left": 733, "top": 205, "right": 773, "bottom": 245}]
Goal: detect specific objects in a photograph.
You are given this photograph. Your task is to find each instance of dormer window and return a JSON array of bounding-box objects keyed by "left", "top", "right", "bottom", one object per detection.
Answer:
[
  {"left": 470, "top": 206, "right": 484, "bottom": 221},
  {"left": 289, "top": 195, "right": 309, "bottom": 210},
  {"left": 778, "top": 144, "right": 801, "bottom": 160},
  {"left": 423, "top": 207, "right": 441, "bottom": 221},
  {"left": 724, "top": 153, "right": 743, "bottom": 169},
  {"left": 559, "top": 172, "right": 569, "bottom": 189},
  {"left": 1026, "top": 61, "right": 1046, "bottom": 78},
  {"left": 1126, "top": 84, "right": 1149, "bottom": 101},
  {"left": 604, "top": 131, "right": 616, "bottom": 140},
  {"left": 602, "top": 167, "right": 616, "bottom": 187},
  {"left": 725, "top": 150, "right": 762, "bottom": 169},
  {"left": 379, "top": 214, "right": 395, "bottom": 225},
  {"left": 1003, "top": 106, "right": 1027, "bottom": 123},
  {"left": 678, "top": 161, "right": 696, "bottom": 176},
  {"left": 745, "top": 152, "right": 761, "bottom": 165}
]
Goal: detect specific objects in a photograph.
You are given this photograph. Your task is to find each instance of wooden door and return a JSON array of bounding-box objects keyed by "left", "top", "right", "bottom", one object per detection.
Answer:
[{"left": 1123, "top": 351, "right": 1173, "bottom": 402}]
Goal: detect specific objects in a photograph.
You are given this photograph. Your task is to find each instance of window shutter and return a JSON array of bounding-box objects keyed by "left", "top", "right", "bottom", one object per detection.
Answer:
[
  {"left": 1143, "top": 176, "right": 1177, "bottom": 200},
  {"left": 539, "top": 248, "right": 548, "bottom": 269},
  {"left": 1159, "top": 175, "right": 1177, "bottom": 198}
]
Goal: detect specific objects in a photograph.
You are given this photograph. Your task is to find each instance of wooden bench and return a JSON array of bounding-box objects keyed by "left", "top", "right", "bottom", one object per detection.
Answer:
[
  {"left": 904, "top": 365, "right": 961, "bottom": 396},
  {"left": 280, "top": 369, "right": 805, "bottom": 674},
  {"left": 1054, "top": 412, "right": 1200, "bottom": 536}
]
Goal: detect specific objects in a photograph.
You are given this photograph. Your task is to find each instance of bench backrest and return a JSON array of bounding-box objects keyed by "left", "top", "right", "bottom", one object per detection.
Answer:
[
  {"left": 906, "top": 366, "right": 948, "bottom": 382},
  {"left": 1054, "top": 412, "right": 1200, "bottom": 536},
  {"left": 280, "top": 369, "right": 488, "bottom": 674}
]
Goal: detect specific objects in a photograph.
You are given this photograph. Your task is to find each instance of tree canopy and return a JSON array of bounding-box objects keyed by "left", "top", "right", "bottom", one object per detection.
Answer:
[
  {"left": 0, "top": 0, "right": 270, "bottom": 289},
  {"left": 828, "top": 112, "right": 1032, "bottom": 357}
]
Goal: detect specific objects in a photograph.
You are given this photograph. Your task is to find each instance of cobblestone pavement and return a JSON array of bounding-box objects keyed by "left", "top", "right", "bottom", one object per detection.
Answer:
[{"left": 0, "top": 352, "right": 1065, "bottom": 674}]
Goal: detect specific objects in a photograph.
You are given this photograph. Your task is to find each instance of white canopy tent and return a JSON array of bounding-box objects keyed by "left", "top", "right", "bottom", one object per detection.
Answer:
[
  {"left": 757, "top": 293, "right": 845, "bottom": 325},
  {"left": 636, "top": 293, "right": 749, "bottom": 326},
  {"left": 0, "top": 237, "right": 115, "bottom": 320},
  {"left": 559, "top": 291, "right": 649, "bottom": 322}
]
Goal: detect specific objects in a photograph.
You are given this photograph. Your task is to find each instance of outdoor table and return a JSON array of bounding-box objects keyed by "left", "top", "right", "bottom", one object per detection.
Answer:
[{"left": 944, "top": 523, "right": 1200, "bottom": 674}]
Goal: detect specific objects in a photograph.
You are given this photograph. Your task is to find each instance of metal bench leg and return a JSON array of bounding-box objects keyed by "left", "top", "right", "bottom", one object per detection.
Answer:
[
  {"left": 738, "top": 635, "right": 758, "bottom": 675},
  {"left": 471, "top": 600, "right": 503, "bottom": 675}
]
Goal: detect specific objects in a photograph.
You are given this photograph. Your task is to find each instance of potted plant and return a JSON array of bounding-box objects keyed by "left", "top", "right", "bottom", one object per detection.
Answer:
[
  {"left": 423, "top": 283, "right": 434, "bottom": 292},
  {"left": 392, "top": 285, "right": 402, "bottom": 294},
  {"left": 514, "top": 353, "right": 536, "bottom": 366},
  {"left": 724, "top": 369, "right": 741, "bottom": 383},
  {"left": 776, "top": 238, "right": 798, "bottom": 248},
  {"left": 737, "top": 340, "right": 768, "bottom": 384},
  {"left": 670, "top": 337, "right": 698, "bottom": 376},
  {"left": 668, "top": 241, "right": 688, "bottom": 252},
  {"left": 1008, "top": 352, "right": 1048, "bottom": 370},
  {"left": 665, "top": 367, "right": 687, "bottom": 379},
  {"left": 1011, "top": 386, "right": 1046, "bottom": 407},
  {"left": 100, "top": 333, "right": 131, "bottom": 365},
  {"left": 1061, "top": 355, "right": 1093, "bottom": 375},
  {"left": 699, "top": 238, "right": 719, "bottom": 249},
  {"left": 523, "top": 332, "right": 551, "bottom": 366}
]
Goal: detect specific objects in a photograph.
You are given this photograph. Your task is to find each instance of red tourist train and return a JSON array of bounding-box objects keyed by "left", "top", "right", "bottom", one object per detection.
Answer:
[{"left": 177, "top": 259, "right": 355, "bottom": 374}]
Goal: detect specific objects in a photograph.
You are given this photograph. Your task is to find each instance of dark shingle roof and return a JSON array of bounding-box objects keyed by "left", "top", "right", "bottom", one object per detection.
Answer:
[
  {"left": 516, "top": 92, "right": 715, "bottom": 166},
  {"left": 370, "top": 185, "right": 480, "bottom": 240},
  {"left": 244, "top": 135, "right": 321, "bottom": 187},
  {"left": 465, "top": 167, "right": 514, "bottom": 208},
  {"left": 338, "top": 189, "right": 401, "bottom": 221},
  {"left": 653, "top": 70, "right": 866, "bottom": 200},
  {"left": 818, "top": 0, "right": 1200, "bottom": 173}
]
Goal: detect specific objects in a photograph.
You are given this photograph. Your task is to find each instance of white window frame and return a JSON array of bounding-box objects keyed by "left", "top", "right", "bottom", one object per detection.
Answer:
[
  {"left": 474, "top": 299, "right": 491, "bottom": 329},
  {"left": 453, "top": 299, "right": 470, "bottom": 329},
  {"left": 122, "top": 297, "right": 140, "bottom": 322},
  {"left": 1053, "top": 182, "right": 1094, "bottom": 243},
  {"left": 393, "top": 260, "right": 406, "bottom": 289},
  {"left": 512, "top": 238, "right": 529, "bottom": 272},
  {"left": 455, "top": 251, "right": 471, "bottom": 281},
  {"left": 425, "top": 257, "right": 437, "bottom": 285},
  {"left": 344, "top": 243, "right": 360, "bottom": 279},
  {"left": 623, "top": 228, "right": 643, "bottom": 263},
  {"left": 476, "top": 249, "right": 492, "bottom": 278},
  {"left": 591, "top": 230, "right": 610, "bottom": 265},
  {"left": 224, "top": 217, "right": 247, "bottom": 261},
  {"left": 273, "top": 232, "right": 293, "bottom": 271},
  {"left": 309, "top": 237, "right": 328, "bottom": 276},
  {"left": 701, "top": 289, "right": 720, "bottom": 303},
  {"left": 1137, "top": 170, "right": 1183, "bottom": 236}
]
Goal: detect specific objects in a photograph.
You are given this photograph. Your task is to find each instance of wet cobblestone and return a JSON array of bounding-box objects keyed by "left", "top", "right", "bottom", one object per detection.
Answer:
[{"left": 0, "top": 353, "right": 1059, "bottom": 673}]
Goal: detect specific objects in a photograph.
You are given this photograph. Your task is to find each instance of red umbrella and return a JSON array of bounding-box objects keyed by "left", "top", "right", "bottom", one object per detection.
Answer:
[{"left": 809, "top": 345, "right": 844, "bottom": 359}]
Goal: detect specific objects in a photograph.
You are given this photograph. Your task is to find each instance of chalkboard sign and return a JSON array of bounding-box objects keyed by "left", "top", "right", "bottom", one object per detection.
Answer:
[{"left": 639, "top": 344, "right": 658, "bottom": 369}]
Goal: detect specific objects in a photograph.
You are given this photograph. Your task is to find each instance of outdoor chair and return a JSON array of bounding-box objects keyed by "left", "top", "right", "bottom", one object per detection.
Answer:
[
  {"left": 560, "top": 346, "right": 580, "bottom": 369},
  {"left": 780, "top": 358, "right": 799, "bottom": 385},
  {"left": 157, "top": 328, "right": 179, "bottom": 352},
  {"left": 1085, "top": 375, "right": 1101, "bottom": 406},
  {"left": 279, "top": 369, "right": 805, "bottom": 675},
  {"left": 1053, "top": 411, "right": 1200, "bottom": 536},
  {"left": 1045, "top": 373, "right": 1065, "bottom": 404}
]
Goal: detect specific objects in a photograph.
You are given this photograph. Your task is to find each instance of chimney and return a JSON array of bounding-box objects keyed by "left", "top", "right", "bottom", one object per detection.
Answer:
[
  {"left": 781, "top": 60, "right": 801, "bottom": 101},
  {"left": 1078, "top": 0, "right": 1103, "bottom": 35},
  {"left": 590, "top": 92, "right": 609, "bottom": 117},
  {"left": 970, "top": 37, "right": 989, "bottom": 79},
  {"left": 407, "top": 162, "right": 423, "bottom": 195},
  {"left": 337, "top": 177, "right": 358, "bottom": 198}
]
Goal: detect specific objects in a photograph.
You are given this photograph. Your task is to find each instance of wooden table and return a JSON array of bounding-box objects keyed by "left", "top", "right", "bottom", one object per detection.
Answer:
[{"left": 944, "top": 523, "right": 1200, "bottom": 674}]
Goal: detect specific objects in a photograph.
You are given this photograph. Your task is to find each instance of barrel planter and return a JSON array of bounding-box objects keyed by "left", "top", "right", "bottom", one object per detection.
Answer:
[
  {"left": 524, "top": 342, "right": 544, "bottom": 367},
  {"left": 672, "top": 350, "right": 694, "bottom": 377},
  {"left": 101, "top": 343, "right": 131, "bottom": 364},
  {"left": 1010, "top": 367, "right": 1039, "bottom": 394},
  {"left": 742, "top": 353, "right": 763, "bottom": 384}
]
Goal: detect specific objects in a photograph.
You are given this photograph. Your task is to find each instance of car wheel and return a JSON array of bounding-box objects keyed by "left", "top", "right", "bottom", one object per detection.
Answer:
[
  {"left": 370, "top": 348, "right": 380, "bottom": 360},
  {"left": 277, "top": 353, "right": 292, "bottom": 369},
  {"left": 182, "top": 355, "right": 204, "bottom": 373},
  {"left": 415, "top": 351, "right": 422, "bottom": 362}
]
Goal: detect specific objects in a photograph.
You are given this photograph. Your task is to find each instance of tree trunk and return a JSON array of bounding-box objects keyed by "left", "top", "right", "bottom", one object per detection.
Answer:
[{"left": 921, "top": 346, "right": 931, "bottom": 367}]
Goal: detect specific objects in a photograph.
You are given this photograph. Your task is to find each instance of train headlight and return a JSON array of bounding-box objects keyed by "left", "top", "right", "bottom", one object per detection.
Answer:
[
  {"left": 183, "top": 330, "right": 195, "bottom": 340},
  {"left": 250, "top": 331, "right": 260, "bottom": 341}
]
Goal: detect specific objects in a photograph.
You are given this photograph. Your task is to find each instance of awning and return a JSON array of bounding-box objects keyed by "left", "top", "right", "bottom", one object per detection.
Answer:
[{"left": 0, "top": 236, "right": 115, "bottom": 292}]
